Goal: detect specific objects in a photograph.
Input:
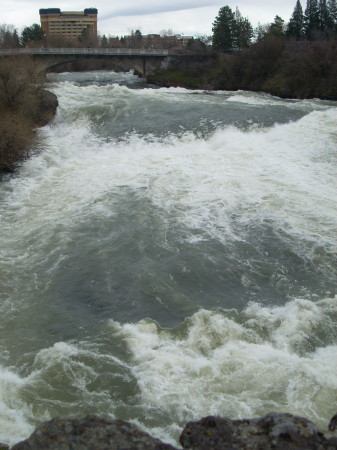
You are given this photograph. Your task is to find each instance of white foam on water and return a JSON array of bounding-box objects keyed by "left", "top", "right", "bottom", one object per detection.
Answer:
[
  {"left": 0, "top": 366, "right": 35, "bottom": 444},
  {"left": 2, "top": 106, "right": 336, "bottom": 245},
  {"left": 0, "top": 341, "right": 135, "bottom": 446},
  {"left": 110, "top": 297, "right": 337, "bottom": 436},
  {"left": 0, "top": 102, "right": 336, "bottom": 322},
  {"left": 0, "top": 297, "right": 335, "bottom": 446},
  {"left": 226, "top": 91, "right": 336, "bottom": 110},
  {"left": 0, "top": 79, "right": 336, "bottom": 446}
]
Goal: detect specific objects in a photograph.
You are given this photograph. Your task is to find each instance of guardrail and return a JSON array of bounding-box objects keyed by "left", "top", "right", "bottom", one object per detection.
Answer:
[{"left": 0, "top": 48, "right": 170, "bottom": 56}]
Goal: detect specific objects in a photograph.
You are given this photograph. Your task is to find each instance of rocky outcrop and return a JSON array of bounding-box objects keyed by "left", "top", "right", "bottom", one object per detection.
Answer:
[
  {"left": 9, "top": 413, "right": 337, "bottom": 450},
  {"left": 11, "top": 416, "right": 175, "bottom": 450},
  {"left": 180, "top": 414, "right": 337, "bottom": 449},
  {"left": 34, "top": 89, "right": 58, "bottom": 127}
]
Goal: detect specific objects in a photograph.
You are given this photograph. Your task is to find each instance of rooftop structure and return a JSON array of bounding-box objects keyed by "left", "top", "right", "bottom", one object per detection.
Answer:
[{"left": 39, "top": 8, "right": 98, "bottom": 41}]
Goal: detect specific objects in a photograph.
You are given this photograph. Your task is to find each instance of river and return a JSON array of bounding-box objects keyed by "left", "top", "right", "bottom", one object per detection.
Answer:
[{"left": 0, "top": 71, "right": 336, "bottom": 446}]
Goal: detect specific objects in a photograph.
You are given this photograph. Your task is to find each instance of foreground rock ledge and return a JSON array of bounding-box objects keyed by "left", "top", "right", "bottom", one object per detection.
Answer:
[{"left": 9, "top": 413, "right": 337, "bottom": 450}]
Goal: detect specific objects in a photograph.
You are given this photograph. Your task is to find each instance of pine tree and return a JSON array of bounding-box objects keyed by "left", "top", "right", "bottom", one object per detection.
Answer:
[
  {"left": 212, "top": 5, "right": 236, "bottom": 51},
  {"left": 234, "top": 7, "right": 253, "bottom": 49},
  {"left": 286, "top": 0, "right": 304, "bottom": 39},
  {"left": 304, "top": 0, "right": 320, "bottom": 38},
  {"left": 319, "top": 0, "right": 331, "bottom": 34},
  {"left": 327, "top": 0, "right": 337, "bottom": 35},
  {"left": 20, "top": 24, "right": 44, "bottom": 46},
  {"left": 328, "top": 0, "right": 337, "bottom": 21},
  {"left": 268, "top": 15, "right": 285, "bottom": 36}
]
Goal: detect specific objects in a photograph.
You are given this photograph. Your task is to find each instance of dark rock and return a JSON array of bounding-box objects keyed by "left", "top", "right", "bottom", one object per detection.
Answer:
[
  {"left": 0, "top": 443, "right": 9, "bottom": 450},
  {"left": 34, "top": 89, "right": 58, "bottom": 127},
  {"left": 329, "top": 413, "right": 337, "bottom": 431},
  {"left": 9, "top": 413, "right": 337, "bottom": 450},
  {"left": 11, "top": 415, "right": 177, "bottom": 450},
  {"left": 180, "top": 413, "right": 337, "bottom": 449}
]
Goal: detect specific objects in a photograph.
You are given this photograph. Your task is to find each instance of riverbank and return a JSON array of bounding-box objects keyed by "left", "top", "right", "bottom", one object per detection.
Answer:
[
  {"left": 147, "top": 38, "right": 337, "bottom": 100},
  {"left": 0, "top": 56, "right": 58, "bottom": 173}
]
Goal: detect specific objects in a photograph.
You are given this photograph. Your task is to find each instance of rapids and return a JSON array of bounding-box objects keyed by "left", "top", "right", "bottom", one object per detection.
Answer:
[{"left": 0, "top": 71, "right": 336, "bottom": 446}]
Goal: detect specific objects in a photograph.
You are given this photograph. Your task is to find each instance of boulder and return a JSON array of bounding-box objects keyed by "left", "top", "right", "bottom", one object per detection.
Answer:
[
  {"left": 11, "top": 415, "right": 176, "bottom": 450},
  {"left": 180, "top": 413, "right": 337, "bottom": 449},
  {"left": 34, "top": 89, "right": 58, "bottom": 127},
  {"left": 9, "top": 413, "right": 337, "bottom": 450}
]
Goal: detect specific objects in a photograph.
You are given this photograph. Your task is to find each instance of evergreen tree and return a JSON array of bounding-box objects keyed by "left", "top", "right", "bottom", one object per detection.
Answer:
[
  {"left": 234, "top": 7, "right": 253, "bottom": 49},
  {"left": 319, "top": 0, "right": 332, "bottom": 34},
  {"left": 129, "top": 29, "right": 143, "bottom": 48},
  {"left": 286, "top": 0, "right": 304, "bottom": 39},
  {"left": 327, "top": 0, "right": 337, "bottom": 22},
  {"left": 212, "top": 5, "right": 236, "bottom": 51},
  {"left": 13, "top": 30, "right": 20, "bottom": 48},
  {"left": 327, "top": 0, "right": 337, "bottom": 35},
  {"left": 268, "top": 15, "right": 285, "bottom": 36},
  {"left": 304, "top": 0, "right": 320, "bottom": 38},
  {"left": 20, "top": 24, "right": 44, "bottom": 46},
  {"left": 100, "top": 34, "right": 108, "bottom": 48}
]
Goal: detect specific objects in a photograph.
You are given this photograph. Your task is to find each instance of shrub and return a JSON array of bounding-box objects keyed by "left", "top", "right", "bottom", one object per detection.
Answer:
[{"left": 0, "top": 55, "right": 52, "bottom": 172}]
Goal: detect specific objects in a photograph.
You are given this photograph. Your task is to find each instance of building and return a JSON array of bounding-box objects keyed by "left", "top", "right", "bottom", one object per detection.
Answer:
[{"left": 39, "top": 8, "right": 98, "bottom": 41}]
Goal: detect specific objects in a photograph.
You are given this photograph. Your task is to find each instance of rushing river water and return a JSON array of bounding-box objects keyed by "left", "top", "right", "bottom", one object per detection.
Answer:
[{"left": 0, "top": 71, "right": 336, "bottom": 446}]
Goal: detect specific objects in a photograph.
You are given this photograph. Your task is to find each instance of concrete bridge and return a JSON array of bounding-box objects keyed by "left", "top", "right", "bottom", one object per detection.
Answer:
[{"left": 0, "top": 47, "right": 173, "bottom": 77}]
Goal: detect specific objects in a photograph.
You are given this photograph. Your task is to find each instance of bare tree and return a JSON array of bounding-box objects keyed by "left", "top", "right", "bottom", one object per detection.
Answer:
[
  {"left": 0, "top": 24, "right": 20, "bottom": 48},
  {"left": 0, "top": 56, "right": 49, "bottom": 171}
]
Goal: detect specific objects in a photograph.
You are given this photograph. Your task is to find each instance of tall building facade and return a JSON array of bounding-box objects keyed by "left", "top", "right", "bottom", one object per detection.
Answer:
[{"left": 39, "top": 8, "right": 98, "bottom": 41}]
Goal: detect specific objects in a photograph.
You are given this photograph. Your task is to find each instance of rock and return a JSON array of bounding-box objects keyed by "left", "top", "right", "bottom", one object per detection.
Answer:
[
  {"left": 329, "top": 413, "right": 337, "bottom": 431},
  {"left": 0, "top": 443, "right": 9, "bottom": 450},
  {"left": 11, "top": 415, "right": 177, "bottom": 450},
  {"left": 34, "top": 89, "right": 58, "bottom": 127},
  {"left": 9, "top": 413, "right": 337, "bottom": 450},
  {"left": 180, "top": 413, "right": 337, "bottom": 449}
]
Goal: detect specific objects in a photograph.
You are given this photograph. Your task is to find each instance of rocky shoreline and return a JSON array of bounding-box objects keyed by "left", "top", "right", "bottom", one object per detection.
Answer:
[{"left": 1, "top": 413, "right": 335, "bottom": 449}]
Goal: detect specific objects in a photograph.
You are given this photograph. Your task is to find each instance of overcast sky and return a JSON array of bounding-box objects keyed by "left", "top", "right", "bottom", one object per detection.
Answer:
[{"left": 2, "top": 0, "right": 298, "bottom": 36}]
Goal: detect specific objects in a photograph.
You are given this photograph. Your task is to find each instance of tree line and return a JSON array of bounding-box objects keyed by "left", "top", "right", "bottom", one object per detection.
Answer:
[
  {"left": 148, "top": 1, "right": 337, "bottom": 99},
  {"left": 212, "top": 0, "right": 337, "bottom": 52},
  {"left": 1, "top": 0, "right": 337, "bottom": 51}
]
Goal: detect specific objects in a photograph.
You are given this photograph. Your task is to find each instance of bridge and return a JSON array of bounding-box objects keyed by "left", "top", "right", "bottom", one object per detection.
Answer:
[{"left": 0, "top": 47, "right": 173, "bottom": 77}]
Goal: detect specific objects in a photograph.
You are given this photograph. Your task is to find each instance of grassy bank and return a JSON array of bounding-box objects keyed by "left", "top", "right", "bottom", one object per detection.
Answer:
[
  {"left": 148, "top": 38, "right": 337, "bottom": 100},
  {"left": 0, "top": 56, "right": 58, "bottom": 173}
]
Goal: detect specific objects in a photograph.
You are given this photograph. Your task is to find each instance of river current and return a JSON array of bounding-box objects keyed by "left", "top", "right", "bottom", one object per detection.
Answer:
[{"left": 0, "top": 71, "right": 336, "bottom": 446}]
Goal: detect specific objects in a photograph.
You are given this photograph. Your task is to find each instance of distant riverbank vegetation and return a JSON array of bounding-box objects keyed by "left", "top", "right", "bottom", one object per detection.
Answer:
[
  {"left": 148, "top": 38, "right": 337, "bottom": 99},
  {"left": 149, "top": 0, "right": 337, "bottom": 99},
  {"left": 0, "top": 56, "right": 57, "bottom": 172}
]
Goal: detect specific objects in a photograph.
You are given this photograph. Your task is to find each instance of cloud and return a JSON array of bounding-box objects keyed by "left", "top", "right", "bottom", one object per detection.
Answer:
[{"left": 100, "top": 0, "right": 221, "bottom": 20}]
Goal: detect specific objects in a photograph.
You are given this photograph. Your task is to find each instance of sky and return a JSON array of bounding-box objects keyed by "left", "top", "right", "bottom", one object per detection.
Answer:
[{"left": 2, "top": 0, "right": 298, "bottom": 37}]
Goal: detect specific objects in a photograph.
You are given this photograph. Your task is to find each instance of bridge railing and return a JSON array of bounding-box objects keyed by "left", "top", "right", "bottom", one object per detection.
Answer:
[{"left": 0, "top": 48, "right": 170, "bottom": 56}]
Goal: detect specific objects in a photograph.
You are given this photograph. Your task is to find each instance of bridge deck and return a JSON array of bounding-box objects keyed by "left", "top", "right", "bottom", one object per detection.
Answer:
[{"left": 0, "top": 48, "right": 170, "bottom": 56}]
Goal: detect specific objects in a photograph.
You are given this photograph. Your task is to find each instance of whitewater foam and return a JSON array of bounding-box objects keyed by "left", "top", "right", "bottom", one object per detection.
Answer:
[
  {"left": 110, "top": 297, "right": 337, "bottom": 434},
  {"left": 0, "top": 76, "right": 336, "bottom": 447}
]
